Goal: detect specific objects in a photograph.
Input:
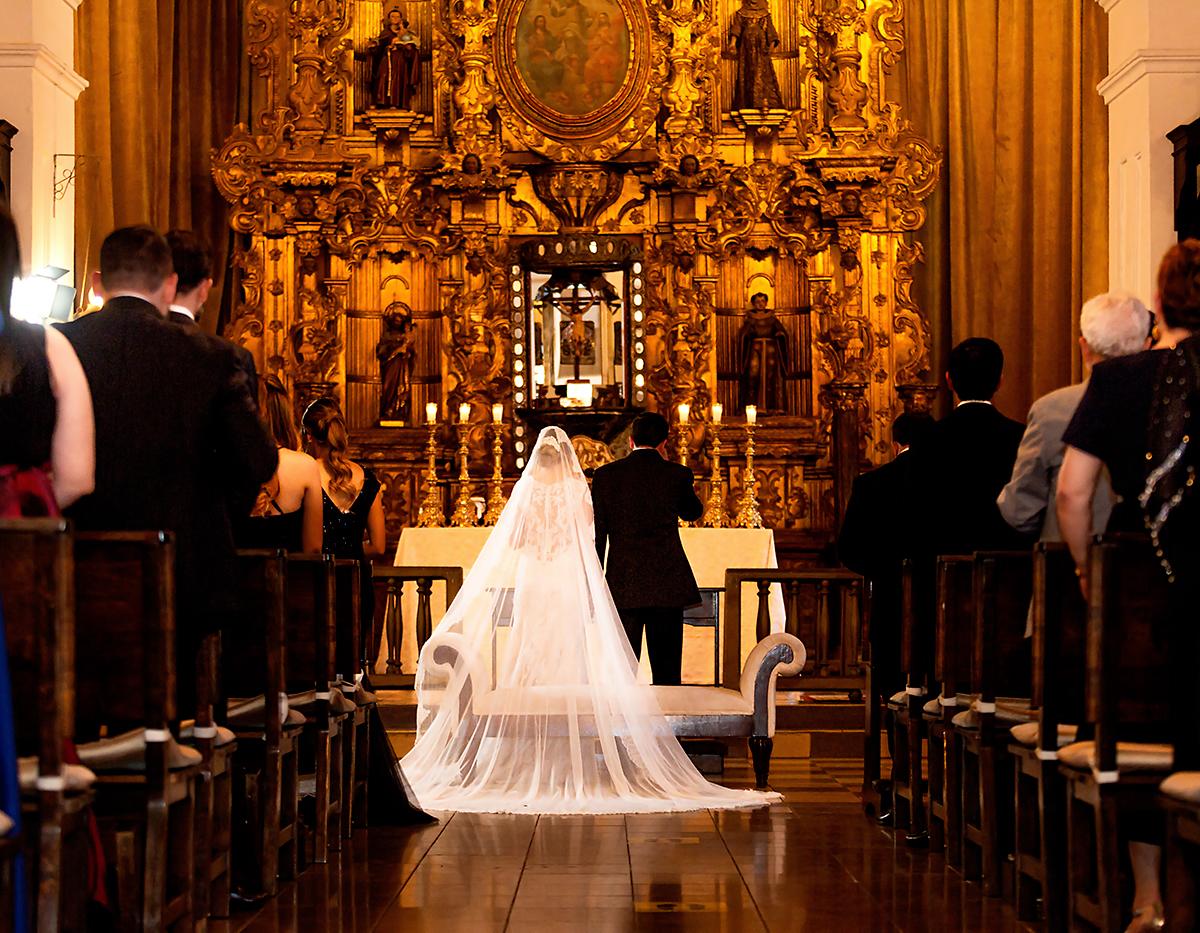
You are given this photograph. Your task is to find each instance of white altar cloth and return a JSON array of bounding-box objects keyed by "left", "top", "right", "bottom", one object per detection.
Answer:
[{"left": 384, "top": 526, "right": 785, "bottom": 683}]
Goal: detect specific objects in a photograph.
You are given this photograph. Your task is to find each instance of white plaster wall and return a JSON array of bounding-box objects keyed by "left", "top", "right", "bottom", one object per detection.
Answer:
[
  {"left": 1098, "top": 0, "right": 1200, "bottom": 302},
  {"left": 0, "top": 0, "right": 85, "bottom": 278}
]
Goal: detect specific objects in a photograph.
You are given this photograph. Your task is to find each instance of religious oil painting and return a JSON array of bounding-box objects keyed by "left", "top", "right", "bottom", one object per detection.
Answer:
[
  {"left": 494, "top": 0, "right": 650, "bottom": 140},
  {"left": 513, "top": 0, "right": 631, "bottom": 116}
]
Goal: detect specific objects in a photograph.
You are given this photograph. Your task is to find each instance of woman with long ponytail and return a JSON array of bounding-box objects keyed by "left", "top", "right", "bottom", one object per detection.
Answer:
[{"left": 301, "top": 396, "right": 430, "bottom": 826}]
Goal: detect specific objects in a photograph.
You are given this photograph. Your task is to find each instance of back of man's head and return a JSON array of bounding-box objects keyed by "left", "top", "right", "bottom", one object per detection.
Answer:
[
  {"left": 1079, "top": 291, "right": 1150, "bottom": 360},
  {"left": 631, "top": 412, "right": 669, "bottom": 449},
  {"left": 892, "top": 411, "right": 935, "bottom": 450},
  {"left": 99, "top": 226, "right": 175, "bottom": 296},
  {"left": 165, "top": 229, "right": 213, "bottom": 296},
  {"left": 946, "top": 337, "right": 1004, "bottom": 401}
]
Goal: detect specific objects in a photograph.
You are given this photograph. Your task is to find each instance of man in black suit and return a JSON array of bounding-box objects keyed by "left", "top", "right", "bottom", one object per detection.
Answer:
[
  {"left": 165, "top": 229, "right": 258, "bottom": 402},
  {"left": 837, "top": 411, "right": 935, "bottom": 695},
  {"left": 914, "top": 337, "right": 1030, "bottom": 557},
  {"left": 592, "top": 412, "right": 704, "bottom": 686},
  {"left": 58, "top": 226, "right": 277, "bottom": 708}
]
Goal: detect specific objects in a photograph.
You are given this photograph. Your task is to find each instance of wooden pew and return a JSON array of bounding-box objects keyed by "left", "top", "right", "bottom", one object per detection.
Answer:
[
  {"left": 226, "top": 550, "right": 301, "bottom": 895},
  {"left": 888, "top": 558, "right": 935, "bottom": 844},
  {"left": 1007, "top": 542, "right": 1086, "bottom": 926},
  {"left": 285, "top": 554, "right": 351, "bottom": 865},
  {"left": 927, "top": 555, "right": 973, "bottom": 864},
  {"left": 71, "top": 531, "right": 200, "bottom": 932},
  {"left": 0, "top": 518, "right": 93, "bottom": 931},
  {"left": 955, "top": 551, "right": 1032, "bottom": 898},
  {"left": 1060, "top": 535, "right": 1172, "bottom": 931},
  {"left": 332, "top": 559, "right": 369, "bottom": 832}
]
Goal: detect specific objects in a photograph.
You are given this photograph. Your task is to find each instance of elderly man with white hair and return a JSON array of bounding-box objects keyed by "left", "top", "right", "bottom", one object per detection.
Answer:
[{"left": 998, "top": 291, "right": 1151, "bottom": 540}]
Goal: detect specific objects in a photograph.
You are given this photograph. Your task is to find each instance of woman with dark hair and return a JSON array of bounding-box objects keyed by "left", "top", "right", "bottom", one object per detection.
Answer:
[
  {"left": 0, "top": 205, "right": 94, "bottom": 515},
  {"left": 237, "top": 376, "right": 322, "bottom": 553},
  {"left": 301, "top": 396, "right": 430, "bottom": 825},
  {"left": 1057, "top": 239, "right": 1200, "bottom": 933}
]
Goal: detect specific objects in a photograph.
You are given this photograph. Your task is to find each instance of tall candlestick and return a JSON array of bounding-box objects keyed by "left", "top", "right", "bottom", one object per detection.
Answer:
[
  {"left": 702, "top": 419, "right": 726, "bottom": 528},
  {"left": 450, "top": 417, "right": 478, "bottom": 527},
  {"left": 734, "top": 418, "right": 763, "bottom": 529},
  {"left": 483, "top": 418, "right": 508, "bottom": 525},
  {"left": 416, "top": 417, "right": 444, "bottom": 527},
  {"left": 677, "top": 404, "right": 692, "bottom": 527},
  {"left": 678, "top": 402, "right": 690, "bottom": 425}
]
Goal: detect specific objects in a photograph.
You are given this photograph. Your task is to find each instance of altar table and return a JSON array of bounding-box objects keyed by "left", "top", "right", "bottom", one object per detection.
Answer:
[{"left": 382, "top": 527, "right": 786, "bottom": 684}]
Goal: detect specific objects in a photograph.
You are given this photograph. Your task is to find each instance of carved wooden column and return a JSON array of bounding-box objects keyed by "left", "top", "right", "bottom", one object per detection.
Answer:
[{"left": 896, "top": 383, "right": 940, "bottom": 416}]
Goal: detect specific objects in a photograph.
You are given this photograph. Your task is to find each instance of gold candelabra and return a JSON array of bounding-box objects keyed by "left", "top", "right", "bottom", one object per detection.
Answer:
[
  {"left": 450, "top": 406, "right": 478, "bottom": 527},
  {"left": 734, "top": 407, "right": 763, "bottom": 529},
  {"left": 483, "top": 405, "right": 507, "bottom": 525},
  {"left": 416, "top": 414, "right": 444, "bottom": 527},
  {"left": 702, "top": 408, "right": 726, "bottom": 528}
]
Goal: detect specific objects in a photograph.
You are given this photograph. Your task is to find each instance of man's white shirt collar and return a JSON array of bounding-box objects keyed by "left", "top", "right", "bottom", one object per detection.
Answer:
[
  {"left": 955, "top": 399, "right": 993, "bottom": 408},
  {"left": 168, "top": 304, "right": 196, "bottom": 321}
]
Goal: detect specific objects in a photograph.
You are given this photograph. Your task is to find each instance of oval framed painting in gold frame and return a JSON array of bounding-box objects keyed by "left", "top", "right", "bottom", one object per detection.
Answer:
[{"left": 493, "top": 0, "right": 652, "bottom": 141}]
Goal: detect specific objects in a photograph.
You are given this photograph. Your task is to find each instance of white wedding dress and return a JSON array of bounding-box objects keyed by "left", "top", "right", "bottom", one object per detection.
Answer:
[{"left": 400, "top": 427, "right": 779, "bottom": 814}]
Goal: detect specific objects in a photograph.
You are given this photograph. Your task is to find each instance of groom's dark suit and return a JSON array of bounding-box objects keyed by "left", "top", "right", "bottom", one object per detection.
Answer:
[{"left": 592, "top": 447, "right": 704, "bottom": 685}]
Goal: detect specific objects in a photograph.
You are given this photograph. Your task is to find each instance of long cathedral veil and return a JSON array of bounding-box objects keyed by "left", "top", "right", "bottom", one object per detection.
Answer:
[{"left": 400, "top": 426, "right": 778, "bottom": 814}]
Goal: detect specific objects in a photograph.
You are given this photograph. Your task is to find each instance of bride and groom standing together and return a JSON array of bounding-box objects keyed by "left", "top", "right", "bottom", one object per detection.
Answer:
[{"left": 397, "top": 412, "right": 777, "bottom": 815}]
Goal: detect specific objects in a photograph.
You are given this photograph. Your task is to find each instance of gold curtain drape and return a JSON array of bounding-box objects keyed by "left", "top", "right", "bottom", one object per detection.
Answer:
[
  {"left": 74, "top": 0, "right": 244, "bottom": 333},
  {"left": 898, "top": 0, "right": 1109, "bottom": 419}
]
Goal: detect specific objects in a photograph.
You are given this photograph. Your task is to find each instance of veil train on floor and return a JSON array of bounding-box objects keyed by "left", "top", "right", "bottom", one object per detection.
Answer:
[{"left": 399, "top": 426, "right": 780, "bottom": 814}]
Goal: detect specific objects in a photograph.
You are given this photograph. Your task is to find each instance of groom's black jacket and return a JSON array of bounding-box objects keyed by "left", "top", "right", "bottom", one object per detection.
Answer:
[{"left": 592, "top": 448, "right": 704, "bottom": 610}]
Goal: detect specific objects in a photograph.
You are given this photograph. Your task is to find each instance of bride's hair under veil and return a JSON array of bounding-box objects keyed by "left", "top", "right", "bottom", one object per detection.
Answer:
[{"left": 400, "top": 426, "right": 779, "bottom": 814}]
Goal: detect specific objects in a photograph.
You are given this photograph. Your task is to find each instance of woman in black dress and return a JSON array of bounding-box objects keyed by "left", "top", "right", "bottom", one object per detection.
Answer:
[
  {"left": 1058, "top": 240, "right": 1200, "bottom": 933},
  {"left": 301, "top": 397, "right": 431, "bottom": 825},
  {"left": 237, "top": 376, "right": 323, "bottom": 553},
  {"left": 0, "top": 205, "right": 94, "bottom": 514}
]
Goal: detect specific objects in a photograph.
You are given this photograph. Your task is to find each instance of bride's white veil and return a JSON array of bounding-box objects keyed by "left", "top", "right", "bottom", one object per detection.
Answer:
[{"left": 400, "top": 426, "right": 777, "bottom": 813}]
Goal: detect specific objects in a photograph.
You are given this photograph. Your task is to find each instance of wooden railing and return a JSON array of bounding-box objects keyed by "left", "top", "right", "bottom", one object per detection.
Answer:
[
  {"left": 722, "top": 568, "right": 864, "bottom": 692},
  {"left": 373, "top": 565, "right": 463, "bottom": 687}
]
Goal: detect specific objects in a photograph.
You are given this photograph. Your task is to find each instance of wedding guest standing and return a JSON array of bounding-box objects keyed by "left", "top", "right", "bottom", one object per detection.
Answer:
[
  {"left": 300, "top": 396, "right": 429, "bottom": 825},
  {"left": 237, "top": 376, "right": 322, "bottom": 553},
  {"left": 58, "top": 225, "right": 276, "bottom": 709},
  {"left": 0, "top": 205, "right": 94, "bottom": 515},
  {"left": 1058, "top": 241, "right": 1200, "bottom": 933}
]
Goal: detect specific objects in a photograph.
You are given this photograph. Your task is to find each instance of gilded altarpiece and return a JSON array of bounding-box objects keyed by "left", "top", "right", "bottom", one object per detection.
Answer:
[{"left": 214, "top": 0, "right": 938, "bottom": 558}]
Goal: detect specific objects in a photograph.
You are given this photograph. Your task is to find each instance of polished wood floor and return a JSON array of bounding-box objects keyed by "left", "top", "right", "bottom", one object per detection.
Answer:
[{"left": 214, "top": 757, "right": 1036, "bottom": 932}]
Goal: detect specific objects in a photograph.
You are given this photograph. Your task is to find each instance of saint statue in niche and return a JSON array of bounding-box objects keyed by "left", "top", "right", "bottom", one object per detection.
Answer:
[
  {"left": 370, "top": 9, "right": 421, "bottom": 110},
  {"left": 737, "top": 292, "right": 790, "bottom": 413},
  {"left": 377, "top": 306, "right": 417, "bottom": 422},
  {"left": 728, "top": 0, "right": 783, "bottom": 110}
]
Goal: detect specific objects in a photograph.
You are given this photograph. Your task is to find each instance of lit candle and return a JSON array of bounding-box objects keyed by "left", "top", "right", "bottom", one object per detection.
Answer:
[
  {"left": 458, "top": 403, "right": 471, "bottom": 423},
  {"left": 678, "top": 402, "right": 690, "bottom": 425},
  {"left": 711, "top": 402, "right": 723, "bottom": 425},
  {"left": 492, "top": 402, "right": 503, "bottom": 424},
  {"left": 425, "top": 402, "right": 439, "bottom": 425},
  {"left": 745, "top": 405, "right": 757, "bottom": 425}
]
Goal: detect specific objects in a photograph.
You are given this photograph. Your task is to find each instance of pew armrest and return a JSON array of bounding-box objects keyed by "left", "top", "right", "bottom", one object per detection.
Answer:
[{"left": 739, "top": 633, "right": 806, "bottom": 738}]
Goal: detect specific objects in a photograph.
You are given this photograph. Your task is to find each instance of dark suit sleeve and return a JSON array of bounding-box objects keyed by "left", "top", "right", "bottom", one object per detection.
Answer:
[
  {"left": 676, "top": 465, "right": 704, "bottom": 523},
  {"left": 235, "top": 345, "right": 260, "bottom": 411},
  {"left": 212, "top": 351, "right": 277, "bottom": 511},
  {"left": 592, "top": 473, "right": 609, "bottom": 566},
  {"left": 836, "top": 475, "right": 874, "bottom": 576}
]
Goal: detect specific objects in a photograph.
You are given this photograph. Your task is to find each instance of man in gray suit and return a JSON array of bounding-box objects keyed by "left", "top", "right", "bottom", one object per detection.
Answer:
[{"left": 998, "top": 291, "right": 1152, "bottom": 543}]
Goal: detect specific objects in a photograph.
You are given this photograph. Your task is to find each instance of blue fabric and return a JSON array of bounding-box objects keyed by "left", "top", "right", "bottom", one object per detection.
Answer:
[{"left": 0, "top": 602, "right": 27, "bottom": 932}]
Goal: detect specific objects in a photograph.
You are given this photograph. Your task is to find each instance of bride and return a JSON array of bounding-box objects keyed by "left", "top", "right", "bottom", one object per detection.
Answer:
[{"left": 400, "top": 426, "right": 779, "bottom": 814}]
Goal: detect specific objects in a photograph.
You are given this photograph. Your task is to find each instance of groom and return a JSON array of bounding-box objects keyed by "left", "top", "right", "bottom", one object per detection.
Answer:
[{"left": 592, "top": 412, "right": 704, "bottom": 685}]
